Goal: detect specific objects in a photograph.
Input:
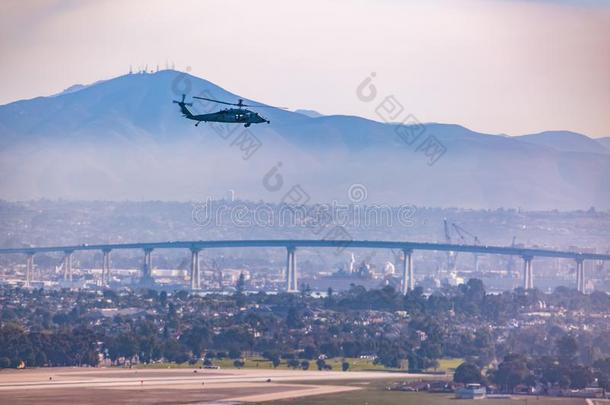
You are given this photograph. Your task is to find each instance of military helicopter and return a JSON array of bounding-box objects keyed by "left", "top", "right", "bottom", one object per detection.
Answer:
[{"left": 173, "top": 94, "right": 284, "bottom": 127}]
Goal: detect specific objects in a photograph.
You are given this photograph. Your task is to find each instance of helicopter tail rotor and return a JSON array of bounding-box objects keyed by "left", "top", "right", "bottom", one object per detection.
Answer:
[
  {"left": 172, "top": 94, "right": 193, "bottom": 106},
  {"left": 172, "top": 94, "right": 194, "bottom": 118}
]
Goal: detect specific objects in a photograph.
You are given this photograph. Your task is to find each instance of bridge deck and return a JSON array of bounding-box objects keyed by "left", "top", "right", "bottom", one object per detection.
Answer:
[{"left": 0, "top": 240, "right": 608, "bottom": 261}]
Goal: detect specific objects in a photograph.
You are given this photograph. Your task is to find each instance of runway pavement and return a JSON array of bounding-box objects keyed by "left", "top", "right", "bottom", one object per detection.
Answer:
[{"left": 0, "top": 367, "right": 428, "bottom": 404}]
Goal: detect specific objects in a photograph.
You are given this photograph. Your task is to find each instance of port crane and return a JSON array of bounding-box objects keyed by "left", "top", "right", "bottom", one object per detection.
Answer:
[
  {"left": 443, "top": 219, "right": 483, "bottom": 271},
  {"left": 452, "top": 222, "right": 482, "bottom": 272}
]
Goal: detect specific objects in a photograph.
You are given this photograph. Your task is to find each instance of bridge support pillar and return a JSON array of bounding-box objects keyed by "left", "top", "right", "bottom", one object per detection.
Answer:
[
  {"left": 143, "top": 248, "right": 153, "bottom": 283},
  {"left": 401, "top": 249, "right": 414, "bottom": 294},
  {"left": 63, "top": 251, "right": 73, "bottom": 282},
  {"left": 576, "top": 259, "right": 586, "bottom": 294},
  {"left": 190, "top": 248, "right": 201, "bottom": 290},
  {"left": 522, "top": 256, "right": 534, "bottom": 290},
  {"left": 102, "top": 249, "right": 111, "bottom": 286},
  {"left": 25, "top": 253, "right": 34, "bottom": 288},
  {"left": 286, "top": 247, "right": 298, "bottom": 292}
]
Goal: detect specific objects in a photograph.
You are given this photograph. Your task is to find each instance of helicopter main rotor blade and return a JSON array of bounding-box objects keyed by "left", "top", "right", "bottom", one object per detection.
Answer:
[
  {"left": 240, "top": 103, "right": 288, "bottom": 110},
  {"left": 193, "top": 95, "right": 288, "bottom": 110},
  {"left": 192, "top": 96, "right": 237, "bottom": 106}
]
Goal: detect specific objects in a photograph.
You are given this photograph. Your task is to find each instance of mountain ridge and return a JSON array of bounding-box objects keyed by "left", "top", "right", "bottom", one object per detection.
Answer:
[{"left": 0, "top": 70, "right": 608, "bottom": 210}]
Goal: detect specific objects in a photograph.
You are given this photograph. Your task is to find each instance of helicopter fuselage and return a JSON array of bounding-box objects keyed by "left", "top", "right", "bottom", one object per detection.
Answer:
[
  {"left": 174, "top": 95, "right": 274, "bottom": 127},
  {"left": 191, "top": 108, "right": 269, "bottom": 127}
]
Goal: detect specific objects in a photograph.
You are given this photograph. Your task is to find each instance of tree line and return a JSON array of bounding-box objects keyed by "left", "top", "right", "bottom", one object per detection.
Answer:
[{"left": 1, "top": 281, "right": 609, "bottom": 374}]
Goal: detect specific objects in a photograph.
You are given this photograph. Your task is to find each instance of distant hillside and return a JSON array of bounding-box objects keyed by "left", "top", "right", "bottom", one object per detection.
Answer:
[
  {"left": 516, "top": 131, "right": 609, "bottom": 155},
  {"left": 294, "top": 109, "right": 325, "bottom": 118},
  {"left": 0, "top": 70, "right": 608, "bottom": 209}
]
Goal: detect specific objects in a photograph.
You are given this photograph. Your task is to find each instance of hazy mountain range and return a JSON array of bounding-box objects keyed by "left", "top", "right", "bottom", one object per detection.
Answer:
[{"left": 0, "top": 70, "right": 608, "bottom": 210}]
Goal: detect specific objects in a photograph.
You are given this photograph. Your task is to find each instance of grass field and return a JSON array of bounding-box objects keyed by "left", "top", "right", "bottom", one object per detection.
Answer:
[
  {"left": 436, "top": 357, "right": 464, "bottom": 371},
  {"left": 136, "top": 356, "right": 463, "bottom": 372},
  {"left": 137, "top": 357, "right": 389, "bottom": 371},
  {"left": 214, "top": 357, "right": 391, "bottom": 372}
]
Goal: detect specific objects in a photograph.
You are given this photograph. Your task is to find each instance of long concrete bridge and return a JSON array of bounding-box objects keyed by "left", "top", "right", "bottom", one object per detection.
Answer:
[{"left": 1, "top": 239, "right": 608, "bottom": 293}]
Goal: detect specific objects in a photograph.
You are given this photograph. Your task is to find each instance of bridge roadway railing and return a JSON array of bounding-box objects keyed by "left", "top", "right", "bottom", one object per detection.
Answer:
[{"left": 0, "top": 239, "right": 609, "bottom": 261}]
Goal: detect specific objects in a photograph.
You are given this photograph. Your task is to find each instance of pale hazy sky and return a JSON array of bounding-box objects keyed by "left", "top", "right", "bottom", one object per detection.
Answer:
[{"left": 1, "top": 0, "right": 609, "bottom": 137}]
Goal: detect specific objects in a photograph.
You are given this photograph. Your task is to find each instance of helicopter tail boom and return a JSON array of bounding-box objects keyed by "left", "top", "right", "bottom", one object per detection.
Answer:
[{"left": 178, "top": 103, "right": 194, "bottom": 119}]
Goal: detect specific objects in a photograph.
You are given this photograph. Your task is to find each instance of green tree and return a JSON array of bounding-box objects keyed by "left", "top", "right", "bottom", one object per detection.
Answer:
[
  {"left": 302, "top": 345, "right": 316, "bottom": 360},
  {"left": 454, "top": 363, "right": 484, "bottom": 384},
  {"left": 556, "top": 335, "right": 578, "bottom": 364},
  {"left": 235, "top": 273, "right": 246, "bottom": 296},
  {"left": 491, "top": 354, "right": 531, "bottom": 393},
  {"left": 569, "top": 365, "right": 593, "bottom": 389},
  {"left": 286, "top": 306, "right": 303, "bottom": 329},
  {"left": 228, "top": 349, "right": 242, "bottom": 359},
  {"left": 325, "top": 287, "right": 334, "bottom": 308}
]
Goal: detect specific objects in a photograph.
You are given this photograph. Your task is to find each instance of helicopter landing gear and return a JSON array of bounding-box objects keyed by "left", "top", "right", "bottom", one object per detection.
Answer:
[{"left": 244, "top": 123, "right": 251, "bottom": 128}]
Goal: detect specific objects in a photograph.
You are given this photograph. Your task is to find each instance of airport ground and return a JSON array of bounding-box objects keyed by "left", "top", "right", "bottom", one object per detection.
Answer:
[
  {"left": 0, "top": 367, "right": 597, "bottom": 405},
  {"left": 259, "top": 379, "right": 595, "bottom": 405},
  {"left": 0, "top": 367, "right": 420, "bottom": 404}
]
